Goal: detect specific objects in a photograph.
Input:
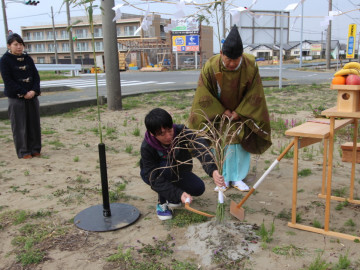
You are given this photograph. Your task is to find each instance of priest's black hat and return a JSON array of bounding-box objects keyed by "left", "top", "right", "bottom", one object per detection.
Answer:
[{"left": 222, "top": 25, "right": 243, "bottom": 59}]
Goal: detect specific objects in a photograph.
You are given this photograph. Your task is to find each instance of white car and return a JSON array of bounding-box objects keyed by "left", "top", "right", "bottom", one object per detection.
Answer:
[{"left": 184, "top": 58, "right": 195, "bottom": 65}]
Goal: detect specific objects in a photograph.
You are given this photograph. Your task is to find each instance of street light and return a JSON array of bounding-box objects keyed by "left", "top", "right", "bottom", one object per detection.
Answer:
[{"left": 1, "top": 0, "right": 40, "bottom": 45}]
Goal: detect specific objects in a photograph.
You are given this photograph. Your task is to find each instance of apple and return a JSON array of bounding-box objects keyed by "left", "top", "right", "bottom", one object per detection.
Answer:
[{"left": 345, "top": 74, "right": 360, "bottom": 85}]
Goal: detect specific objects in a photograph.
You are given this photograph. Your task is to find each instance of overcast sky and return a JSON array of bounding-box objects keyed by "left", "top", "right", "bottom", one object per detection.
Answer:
[{"left": 1, "top": 0, "right": 359, "bottom": 52}]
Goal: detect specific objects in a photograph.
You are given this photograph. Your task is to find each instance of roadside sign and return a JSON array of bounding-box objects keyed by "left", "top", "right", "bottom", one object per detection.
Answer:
[
  {"left": 346, "top": 24, "right": 357, "bottom": 59},
  {"left": 172, "top": 35, "right": 199, "bottom": 52}
]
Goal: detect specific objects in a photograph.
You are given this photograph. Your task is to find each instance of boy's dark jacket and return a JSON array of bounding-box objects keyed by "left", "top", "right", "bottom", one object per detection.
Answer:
[{"left": 140, "top": 124, "right": 217, "bottom": 202}]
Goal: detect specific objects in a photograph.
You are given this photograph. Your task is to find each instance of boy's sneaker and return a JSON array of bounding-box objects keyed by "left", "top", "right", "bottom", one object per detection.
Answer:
[
  {"left": 156, "top": 203, "right": 173, "bottom": 220},
  {"left": 167, "top": 201, "right": 182, "bottom": 209}
]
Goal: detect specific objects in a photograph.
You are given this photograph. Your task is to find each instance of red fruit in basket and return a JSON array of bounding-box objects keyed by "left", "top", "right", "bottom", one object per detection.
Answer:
[{"left": 345, "top": 74, "right": 360, "bottom": 85}]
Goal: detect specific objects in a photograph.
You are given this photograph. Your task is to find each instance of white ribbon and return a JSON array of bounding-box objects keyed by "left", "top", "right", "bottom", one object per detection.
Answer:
[
  {"left": 134, "top": 4, "right": 153, "bottom": 36},
  {"left": 229, "top": 7, "right": 248, "bottom": 24},
  {"left": 112, "top": 4, "right": 124, "bottom": 22},
  {"left": 218, "top": 188, "right": 224, "bottom": 204},
  {"left": 173, "top": 0, "right": 186, "bottom": 19}
]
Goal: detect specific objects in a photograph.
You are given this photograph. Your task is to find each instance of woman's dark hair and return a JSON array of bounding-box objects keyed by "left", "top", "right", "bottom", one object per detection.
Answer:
[
  {"left": 7, "top": 33, "right": 25, "bottom": 46},
  {"left": 145, "top": 108, "right": 173, "bottom": 135}
]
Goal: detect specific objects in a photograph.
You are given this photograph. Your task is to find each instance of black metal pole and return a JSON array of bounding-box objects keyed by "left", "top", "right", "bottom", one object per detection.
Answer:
[{"left": 98, "top": 143, "right": 111, "bottom": 217}]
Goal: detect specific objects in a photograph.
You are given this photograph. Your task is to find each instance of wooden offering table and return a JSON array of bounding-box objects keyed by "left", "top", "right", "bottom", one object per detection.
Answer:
[{"left": 285, "top": 117, "right": 360, "bottom": 241}]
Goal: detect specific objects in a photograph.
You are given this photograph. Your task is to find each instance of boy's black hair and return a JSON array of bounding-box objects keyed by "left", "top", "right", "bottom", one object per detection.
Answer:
[
  {"left": 145, "top": 108, "right": 173, "bottom": 135},
  {"left": 7, "top": 33, "right": 25, "bottom": 46}
]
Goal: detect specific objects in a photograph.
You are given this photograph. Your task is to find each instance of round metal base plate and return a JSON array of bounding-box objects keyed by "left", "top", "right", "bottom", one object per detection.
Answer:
[{"left": 74, "top": 203, "right": 140, "bottom": 232}]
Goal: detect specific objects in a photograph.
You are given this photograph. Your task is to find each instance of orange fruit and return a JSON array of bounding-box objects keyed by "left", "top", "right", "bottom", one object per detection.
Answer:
[{"left": 332, "top": 76, "right": 346, "bottom": 85}]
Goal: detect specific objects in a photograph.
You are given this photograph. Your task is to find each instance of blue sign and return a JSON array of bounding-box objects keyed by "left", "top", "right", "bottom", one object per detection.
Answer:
[
  {"left": 348, "top": 36, "right": 354, "bottom": 54},
  {"left": 186, "top": 35, "right": 199, "bottom": 46},
  {"left": 181, "top": 46, "right": 186, "bottom": 51}
]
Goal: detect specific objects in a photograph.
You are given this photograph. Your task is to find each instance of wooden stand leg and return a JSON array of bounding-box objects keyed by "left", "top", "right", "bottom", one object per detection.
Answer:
[
  {"left": 324, "top": 117, "right": 335, "bottom": 232},
  {"left": 321, "top": 138, "right": 328, "bottom": 196},
  {"left": 350, "top": 120, "right": 358, "bottom": 201},
  {"left": 291, "top": 137, "right": 299, "bottom": 224}
]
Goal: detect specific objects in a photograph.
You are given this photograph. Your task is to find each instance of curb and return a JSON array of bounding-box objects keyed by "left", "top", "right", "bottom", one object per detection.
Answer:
[{"left": 0, "top": 82, "right": 296, "bottom": 120}]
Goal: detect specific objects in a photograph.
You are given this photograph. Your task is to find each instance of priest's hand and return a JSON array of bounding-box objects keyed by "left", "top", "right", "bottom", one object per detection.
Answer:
[
  {"left": 231, "top": 111, "right": 240, "bottom": 121},
  {"left": 212, "top": 170, "right": 225, "bottom": 187},
  {"left": 223, "top": 109, "right": 232, "bottom": 118}
]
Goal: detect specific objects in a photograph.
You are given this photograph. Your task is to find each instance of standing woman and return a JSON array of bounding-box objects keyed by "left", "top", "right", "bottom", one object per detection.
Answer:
[{"left": 0, "top": 33, "right": 41, "bottom": 159}]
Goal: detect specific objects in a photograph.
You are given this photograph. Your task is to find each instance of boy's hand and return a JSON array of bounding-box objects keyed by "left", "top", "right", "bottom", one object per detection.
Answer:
[
  {"left": 181, "top": 192, "right": 192, "bottom": 204},
  {"left": 212, "top": 170, "right": 225, "bottom": 187}
]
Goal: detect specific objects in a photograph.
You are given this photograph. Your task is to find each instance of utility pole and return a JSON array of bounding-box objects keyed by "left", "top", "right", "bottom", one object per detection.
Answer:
[
  {"left": 299, "top": 2, "right": 304, "bottom": 68},
  {"left": 66, "top": 0, "right": 75, "bottom": 75},
  {"left": 222, "top": 0, "right": 226, "bottom": 39},
  {"left": 326, "top": 0, "right": 332, "bottom": 69},
  {"left": 358, "top": 32, "right": 360, "bottom": 63},
  {"left": 1, "top": 0, "right": 8, "bottom": 43},
  {"left": 51, "top": 6, "right": 58, "bottom": 65},
  {"left": 101, "top": 0, "right": 122, "bottom": 110},
  {"left": 279, "top": 11, "right": 283, "bottom": 89}
]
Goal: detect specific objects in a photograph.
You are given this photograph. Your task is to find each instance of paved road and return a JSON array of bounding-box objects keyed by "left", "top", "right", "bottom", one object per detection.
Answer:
[{"left": 0, "top": 67, "right": 334, "bottom": 119}]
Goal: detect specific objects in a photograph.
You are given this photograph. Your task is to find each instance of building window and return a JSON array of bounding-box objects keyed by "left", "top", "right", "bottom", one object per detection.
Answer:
[
  {"left": 24, "top": 32, "right": 31, "bottom": 41},
  {"left": 294, "top": 50, "right": 299, "bottom": 55},
  {"left": 116, "top": 26, "right": 122, "bottom": 36},
  {"left": 117, "top": 43, "right": 126, "bottom": 51},
  {"left": 94, "top": 28, "right": 102, "bottom": 37},
  {"left": 25, "top": 44, "right": 32, "bottom": 52},
  {"left": 47, "top": 31, "right": 55, "bottom": 40},
  {"left": 75, "top": 28, "right": 87, "bottom": 38},
  {"left": 62, "top": 43, "right": 70, "bottom": 52},
  {"left": 95, "top": 41, "right": 103, "bottom": 51},
  {"left": 34, "top": 44, "right": 45, "bottom": 52},
  {"left": 48, "top": 44, "right": 55, "bottom": 52},
  {"left": 61, "top": 30, "right": 69, "bottom": 39},
  {"left": 37, "top": 57, "right": 45, "bottom": 64},
  {"left": 76, "top": 42, "right": 88, "bottom": 51},
  {"left": 33, "top": 32, "right": 44, "bottom": 40},
  {"left": 124, "top": 25, "right": 137, "bottom": 36}
]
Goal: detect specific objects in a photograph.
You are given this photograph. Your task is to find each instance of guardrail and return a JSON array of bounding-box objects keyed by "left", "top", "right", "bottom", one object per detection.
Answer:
[{"left": 35, "top": 64, "right": 82, "bottom": 76}]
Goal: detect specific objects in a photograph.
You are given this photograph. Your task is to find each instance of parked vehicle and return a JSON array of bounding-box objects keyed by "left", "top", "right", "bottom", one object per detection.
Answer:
[{"left": 184, "top": 58, "right": 195, "bottom": 65}]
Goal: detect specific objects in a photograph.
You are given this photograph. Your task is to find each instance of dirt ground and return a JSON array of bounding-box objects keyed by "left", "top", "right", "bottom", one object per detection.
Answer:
[{"left": 0, "top": 88, "right": 360, "bottom": 270}]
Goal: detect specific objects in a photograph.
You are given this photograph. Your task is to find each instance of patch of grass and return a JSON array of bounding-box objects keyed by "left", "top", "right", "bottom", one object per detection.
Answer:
[
  {"left": 272, "top": 244, "right": 305, "bottom": 256},
  {"left": 333, "top": 187, "right": 347, "bottom": 197},
  {"left": 335, "top": 200, "right": 349, "bottom": 211},
  {"left": 24, "top": 170, "right": 30, "bottom": 176},
  {"left": 125, "top": 144, "right": 133, "bottom": 154},
  {"left": 332, "top": 253, "right": 351, "bottom": 270},
  {"left": 106, "top": 234, "right": 198, "bottom": 270},
  {"left": 312, "top": 219, "right": 322, "bottom": 229},
  {"left": 132, "top": 127, "right": 141, "bottom": 136},
  {"left": 48, "top": 139, "right": 65, "bottom": 150},
  {"left": 276, "top": 209, "right": 291, "bottom": 221},
  {"left": 344, "top": 219, "right": 355, "bottom": 227},
  {"left": 10, "top": 186, "right": 30, "bottom": 195},
  {"left": 73, "top": 156, "right": 79, "bottom": 162},
  {"left": 298, "top": 168, "right": 312, "bottom": 177},
  {"left": 41, "top": 128, "right": 57, "bottom": 135},
  {"left": 257, "top": 220, "right": 275, "bottom": 244},
  {"left": 165, "top": 209, "right": 208, "bottom": 228},
  {"left": 305, "top": 254, "right": 331, "bottom": 270}
]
